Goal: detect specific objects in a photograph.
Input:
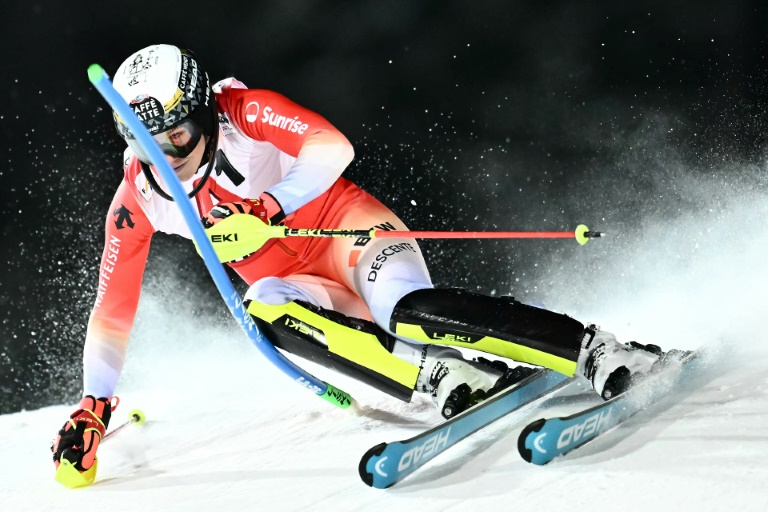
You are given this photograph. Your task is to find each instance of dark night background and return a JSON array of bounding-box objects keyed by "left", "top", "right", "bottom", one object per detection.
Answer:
[{"left": 1, "top": 1, "right": 767, "bottom": 414}]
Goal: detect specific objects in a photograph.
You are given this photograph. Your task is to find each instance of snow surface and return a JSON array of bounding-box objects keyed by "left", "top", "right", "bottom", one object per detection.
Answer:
[{"left": 3, "top": 177, "right": 768, "bottom": 511}]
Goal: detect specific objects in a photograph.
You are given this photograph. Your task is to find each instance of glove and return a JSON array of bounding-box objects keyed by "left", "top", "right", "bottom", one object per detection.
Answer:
[
  {"left": 202, "top": 193, "right": 285, "bottom": 228},
  {"left": 52, "top": 396, "right": 117, "bottom": 477}
]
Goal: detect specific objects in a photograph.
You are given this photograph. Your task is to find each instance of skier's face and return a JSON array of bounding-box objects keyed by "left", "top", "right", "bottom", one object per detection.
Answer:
[{"left": 165, "top": 135, "right": 208, "bottom": 182}]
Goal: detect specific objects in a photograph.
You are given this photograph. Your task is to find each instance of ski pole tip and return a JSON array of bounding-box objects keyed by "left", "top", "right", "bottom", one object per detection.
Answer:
[
  {"left": 129, "top": 408, "right": 146, "bottom": 426},
  {"left": 575, "top": 224, "right": 605, "bottom": 245}
]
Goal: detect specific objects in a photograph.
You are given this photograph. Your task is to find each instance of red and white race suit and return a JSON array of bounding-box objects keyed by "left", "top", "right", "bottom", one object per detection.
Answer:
[{"left": 84, "top": 78, "right": 432, "bottom": 398}]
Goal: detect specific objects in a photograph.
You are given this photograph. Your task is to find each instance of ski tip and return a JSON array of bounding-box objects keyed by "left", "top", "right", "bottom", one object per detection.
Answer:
[
  {"left": 359, "top": 442, "right": 388, "bottom": 488},
  {"left": 55, "top": 457, "right": 98, "bottom": 489},
  {"left": 517, "top": 418, "right": 546, "bottom": 463}
]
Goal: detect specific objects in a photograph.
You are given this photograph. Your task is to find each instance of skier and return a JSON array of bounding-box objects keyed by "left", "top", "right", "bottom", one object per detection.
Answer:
[{"left": 52, "top": 44, "right": 668, "bottom": 480}]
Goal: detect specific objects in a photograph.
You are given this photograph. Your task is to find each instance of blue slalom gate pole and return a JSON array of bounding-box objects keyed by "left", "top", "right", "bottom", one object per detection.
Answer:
[{"left": 87, "top": 64, "right": 353, "bottom": 409}]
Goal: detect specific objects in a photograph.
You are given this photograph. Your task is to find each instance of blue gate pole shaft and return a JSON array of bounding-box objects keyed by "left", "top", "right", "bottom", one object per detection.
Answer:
[{"left": 87, "top": 64, "right": 352, "bottom": 409}]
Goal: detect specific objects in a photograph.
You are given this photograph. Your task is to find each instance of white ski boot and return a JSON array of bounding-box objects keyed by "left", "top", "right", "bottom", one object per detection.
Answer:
[
  {"left": 414, "top": 345, "right": 537, "bottom": 418},
  {"left": 577, "top": 325, "right": 663, "bottom": 400}
]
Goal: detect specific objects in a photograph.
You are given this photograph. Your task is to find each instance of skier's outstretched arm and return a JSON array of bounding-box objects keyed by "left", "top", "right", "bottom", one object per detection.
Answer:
[{"left": 52, "top": 178, "right": 153, "bottom": 476}]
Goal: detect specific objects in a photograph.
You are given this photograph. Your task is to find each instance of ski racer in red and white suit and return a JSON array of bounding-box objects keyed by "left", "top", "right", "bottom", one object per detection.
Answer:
[
  {"left": 53, "top": 45, "right": 665, "bottom": 484},
  {"left": 84, "top": 77, "right": 434, "bottom": 400}
]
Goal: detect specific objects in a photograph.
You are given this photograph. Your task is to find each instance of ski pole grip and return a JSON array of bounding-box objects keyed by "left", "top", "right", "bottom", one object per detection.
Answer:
[{"left": 320, "top": 382, "right": 354, "bottom": 409}]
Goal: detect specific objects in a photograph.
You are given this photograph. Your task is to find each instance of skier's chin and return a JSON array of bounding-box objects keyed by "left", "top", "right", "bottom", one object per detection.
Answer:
[{"left": 174, "top": 160, "right": 198, "bottom": 182}]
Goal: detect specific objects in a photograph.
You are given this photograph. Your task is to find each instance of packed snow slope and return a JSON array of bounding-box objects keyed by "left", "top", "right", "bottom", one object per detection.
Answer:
[{"left": 3, "top": 179, "right": 768, "bottom": 511}]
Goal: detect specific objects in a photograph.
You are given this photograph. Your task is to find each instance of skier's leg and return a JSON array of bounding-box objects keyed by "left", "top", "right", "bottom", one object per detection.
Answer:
[
  {"left": 389, "top": 289, "right": 666, "bottom": 400},
  {"left": 349, "top": 231, "right": 664, "bottom": 403},
  {"left": 310, "top": 195, "right": 541, "bottom": 416},
  {"left": 328, "top": 193, "right": 584, "bottom": 376},
  {"left": 389, "top": 339, "right": 538, "bottom": 418},
  {"left": 244, "top": 275, "right": 421, "bottom": 402},
  {"left": 245, "top": 274, "right": 533, "bottom": 417},
  {"left": 388, "top": 289, "right": 584, "bottom": 375}
]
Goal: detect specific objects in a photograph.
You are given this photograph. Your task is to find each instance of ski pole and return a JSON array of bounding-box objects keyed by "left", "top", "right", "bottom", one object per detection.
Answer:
[
  {"left": 87, "top": 64, "right": 354, "bottom": 411},
  {"left": 104, "top": 409, "right": 146, "bottom": 440},
  {"left": 281, "top": 225, "right": 603, "bottom": 243},
  {"left": 201, "top": 215, "right": 605, "bottom": 264}
]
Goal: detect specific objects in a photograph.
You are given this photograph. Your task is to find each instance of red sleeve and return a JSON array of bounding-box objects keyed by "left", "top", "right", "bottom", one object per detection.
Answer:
[
  {"left": 220, "top": 87, "right": 355, "bottom": 215},
  {"left": 87, "top": 179, "right": 154, "bottom": 344},
  {"left": 224, "top": 89, "right": 350, "bottom": 157}
]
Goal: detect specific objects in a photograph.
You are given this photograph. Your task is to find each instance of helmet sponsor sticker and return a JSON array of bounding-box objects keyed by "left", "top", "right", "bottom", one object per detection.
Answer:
[
  {"left": 245, "top": 101, "right": 260, "bottom": 122},
  {"left": 131, "top": 96, "right": 165, "bottom": 123},
  {"left": 178, "top": 54, "right": 199, "bottom": 99}
]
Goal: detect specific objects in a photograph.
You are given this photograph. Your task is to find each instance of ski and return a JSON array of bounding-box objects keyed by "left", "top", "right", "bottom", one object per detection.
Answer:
[
  {"left": 518, "top": 350, "right": 702, "bottom": 465},
  {"left": 359, "top": 369, "right": 573, "bottom": 488}
]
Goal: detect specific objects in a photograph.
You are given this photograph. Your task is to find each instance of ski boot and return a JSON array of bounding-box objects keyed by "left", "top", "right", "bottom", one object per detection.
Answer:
[
  {"left": 578, "top": 325, "right": 666, "bottom": 400},
  {"left": 419, "top": 346, "right": 538, "bottom": 419}
]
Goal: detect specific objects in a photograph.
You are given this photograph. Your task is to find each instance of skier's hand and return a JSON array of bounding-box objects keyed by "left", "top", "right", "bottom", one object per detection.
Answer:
[
  {"left": 199, "top": 195, "right": 285, "bottom": 262},
  {"left": 52, "top": 396, "right": 117, "bottom": 473},
  {"left": 202, "top": 199, "right": 269, "bottom": 227},
  {"left": 202, "top": 194, "right": 285, "bottom": 229}
]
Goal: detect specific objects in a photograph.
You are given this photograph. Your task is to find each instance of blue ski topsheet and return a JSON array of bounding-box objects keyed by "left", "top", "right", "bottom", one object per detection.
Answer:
[
  {"left": 518, "top": 351, "right": 701, "bottom": 465},
  {"left": 360, "top": 369, "right": 571, "bottom": 488}
]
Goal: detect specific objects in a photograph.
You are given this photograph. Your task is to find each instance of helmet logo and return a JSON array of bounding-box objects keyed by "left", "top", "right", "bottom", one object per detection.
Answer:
[
  {"left": 131, "top": 96, "right": 165, "bottom": 123},
  {"left": 126, "top": 49, "right": 158, "bottom": 87},
  {"left": 115, "top": 45, "right": 212, "bottom": 136},
  {"left": 177, "top": 55, "right": 199, "bottom": 98},
  {"left": 245, "top": 101, "right": 260, "bottom": 123},
  {"left": 129, "top": 54, "right": 145, "bottom": 74}
]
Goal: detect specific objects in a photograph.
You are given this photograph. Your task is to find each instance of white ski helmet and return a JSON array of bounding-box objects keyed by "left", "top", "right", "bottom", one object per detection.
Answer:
[{"left": 112, "top": 44, "right": 217, "bottom": 199}]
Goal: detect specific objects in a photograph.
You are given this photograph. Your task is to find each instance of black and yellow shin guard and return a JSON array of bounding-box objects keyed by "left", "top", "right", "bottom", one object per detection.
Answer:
[
  {"left": 246, "top": 300, "right": 420, "bottom": 402},
  {"left": 390, "top": 288, "right": 585, "bottom": 376}
]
